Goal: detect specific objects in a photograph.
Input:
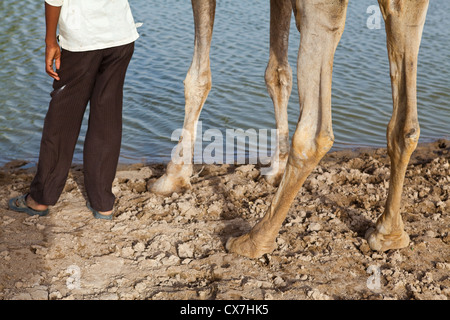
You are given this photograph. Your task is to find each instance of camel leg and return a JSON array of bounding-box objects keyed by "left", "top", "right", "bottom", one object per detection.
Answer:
[
  {"left": 150, "top": 0, "right": 216, "bottom": 196},
  {"left": 227, "top": 0, "right": 349, "bottom": 258},
  {"left": 263, "top": 0, "right": 293, "bottom": 186},
  {"left": 366, "top": 0, "right": 429, "bottom": 251}
]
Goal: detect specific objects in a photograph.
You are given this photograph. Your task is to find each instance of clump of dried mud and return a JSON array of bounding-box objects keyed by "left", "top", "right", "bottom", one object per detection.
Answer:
[{"left": 0, "top": 139, "right": 448, "bottom": 300}]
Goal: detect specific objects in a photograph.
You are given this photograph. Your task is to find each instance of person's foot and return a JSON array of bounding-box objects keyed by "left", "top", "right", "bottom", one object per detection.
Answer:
[
  {"left": 8, "top": 194, "right": 50, "bottom": 217},
  {"left": 86, "top": 203, "right": 114, "bottom": 220},
  {"left": 98, "top": 210, "right": 113, "bottom": 216},
  {"left": 26, "top": 195, "right": 49, "bottom": 212}
]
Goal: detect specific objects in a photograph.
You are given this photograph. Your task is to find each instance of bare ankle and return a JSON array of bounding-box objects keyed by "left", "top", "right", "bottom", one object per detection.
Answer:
[{"left": 26, "top": 195, "right": 48, "bottom": 211}]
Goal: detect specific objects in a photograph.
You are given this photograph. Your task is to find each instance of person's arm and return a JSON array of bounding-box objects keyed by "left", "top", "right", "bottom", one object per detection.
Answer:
[{"left": 45, "top": 2, "right": 61, "bottom": 80}]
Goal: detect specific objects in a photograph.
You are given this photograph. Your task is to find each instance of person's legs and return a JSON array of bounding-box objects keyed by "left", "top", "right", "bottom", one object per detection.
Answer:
[
  {"left": 83, "top": 43, "right": 134, "bottom": 215},
  {"left": 27, "top": 49, "right": 103, "bottom": 210}
]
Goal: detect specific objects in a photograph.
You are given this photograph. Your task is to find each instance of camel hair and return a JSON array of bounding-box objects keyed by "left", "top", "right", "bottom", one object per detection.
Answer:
[{"left": 148, "top": 0, "right": 430, "bottom": 259}]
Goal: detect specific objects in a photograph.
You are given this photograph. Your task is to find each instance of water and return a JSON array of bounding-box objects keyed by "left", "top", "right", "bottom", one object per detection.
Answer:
[{"left": 0, "top": 0, "right": 449, "bottom": 167}]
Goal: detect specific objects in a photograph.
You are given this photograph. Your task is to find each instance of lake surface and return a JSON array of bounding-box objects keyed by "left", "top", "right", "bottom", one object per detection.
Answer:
[{"left": 0, "top": 0, "right": 449, "bottom": 166}]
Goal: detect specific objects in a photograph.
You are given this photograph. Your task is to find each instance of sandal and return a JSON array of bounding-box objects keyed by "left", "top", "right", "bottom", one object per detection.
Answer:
[
  {"left": 8, "top": 194, "right": 49, "bottom": 217},
  {"left": 87, "top": 202, "right": 113, "bottom": 220}
]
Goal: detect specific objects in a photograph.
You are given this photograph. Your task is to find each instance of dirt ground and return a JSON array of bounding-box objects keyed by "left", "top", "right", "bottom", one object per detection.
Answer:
[{"left": 0, "top": 139, "right": 448, "bottom": 301}]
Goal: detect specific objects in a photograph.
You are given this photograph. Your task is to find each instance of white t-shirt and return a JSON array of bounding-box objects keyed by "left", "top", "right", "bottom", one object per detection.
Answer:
[{"left": 45, "top": 0, "right": 140, "bottom": 52}]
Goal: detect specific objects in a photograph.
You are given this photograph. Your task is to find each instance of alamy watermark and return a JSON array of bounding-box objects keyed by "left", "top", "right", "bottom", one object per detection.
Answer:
[
  {"left": 170, "top": 121, "right": 280, "bottom": 175},
  {"left": 367, "top": 5, "right": 382, "bottom": 29},
  {"left": 366, "top": 265, "right": 382, "bottom": 291},
  {"left": 66, "top": 265, "right": 81, "bottom": 290}
]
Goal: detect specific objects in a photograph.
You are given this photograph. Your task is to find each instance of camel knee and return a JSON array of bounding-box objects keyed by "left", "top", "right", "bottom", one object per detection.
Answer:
[
  {"left": 184, "top": 68, "right": 212, "bottom": 109},
  {"left": 265, "top": 62, "right": 293, "bottom": 99},
  {"left": 265, "top": 60, "right": 292, "bottom": 161},
  {"left": 313, "top": 132, "right": 334, "bottom": 158},
  {"left": 290, "top": 130, "right": 334, "bottom": 166},
  {"left": 387, "top": 123, "right": 420, "bottom": 161},
  {"left": 265, "top": 61, "right": 292, "bottom": 156}
]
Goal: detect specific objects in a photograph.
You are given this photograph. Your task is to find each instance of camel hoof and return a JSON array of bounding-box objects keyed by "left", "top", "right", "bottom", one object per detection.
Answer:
[
  {"left": 365, "top": 227, "right": 410, "bottom": 252},
  {"left": 226, "top": 233, "right": 277, "bottom": 259},
  {"left": 149, "top": 174, "right": 191, "bottom": 196}
]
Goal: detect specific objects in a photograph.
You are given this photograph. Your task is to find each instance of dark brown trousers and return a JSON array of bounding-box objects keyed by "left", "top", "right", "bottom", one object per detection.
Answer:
[{"left": 30, "top": 42, "right": 134, "bottom": 212}]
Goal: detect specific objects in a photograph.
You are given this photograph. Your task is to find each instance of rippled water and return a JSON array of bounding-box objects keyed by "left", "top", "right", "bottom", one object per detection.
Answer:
[{"left": 0, "top": 0, "right": 448, "bottom": 166}]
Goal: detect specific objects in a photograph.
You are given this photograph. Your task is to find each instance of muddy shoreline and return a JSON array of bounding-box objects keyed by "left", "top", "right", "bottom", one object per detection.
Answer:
[{"left": 0, "top": 139, "right": 448, "bottom": 300}]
